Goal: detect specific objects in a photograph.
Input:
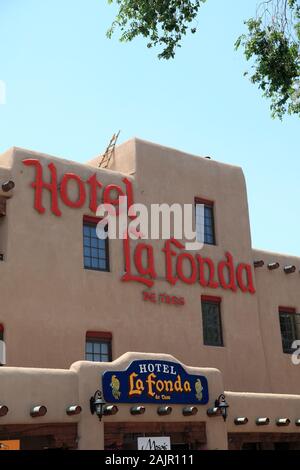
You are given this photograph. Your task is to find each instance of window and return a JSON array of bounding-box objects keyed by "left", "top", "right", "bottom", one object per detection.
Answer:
[
  {"left": 195, "top": 198, "right": 216, "bottom": 245},
  {"left": 85, "top": 332, "right": 112, "bottom": 362},
  {"left": 279, "top": 307, "right": 300, "bottom": 354},
  {"left": 83, "top": 216, "right": 109, "bottom": 272},
  {"left": 201, "top": 296, "right": 223, "bottom": 347}
]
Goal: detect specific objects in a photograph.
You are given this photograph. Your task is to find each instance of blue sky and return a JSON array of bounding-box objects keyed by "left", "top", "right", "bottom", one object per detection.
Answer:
[{"left": 0, "top": 0, "right": 299, "bottom": 255}]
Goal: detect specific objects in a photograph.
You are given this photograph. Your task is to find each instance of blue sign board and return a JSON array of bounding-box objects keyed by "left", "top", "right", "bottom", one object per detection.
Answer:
[{"left": 102, "top": 360, "right": 209, "bottom": 405}]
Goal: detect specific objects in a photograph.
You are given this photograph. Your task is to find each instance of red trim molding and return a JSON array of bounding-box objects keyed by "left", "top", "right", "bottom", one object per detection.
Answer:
[
  {"left": 201, "top": 295, "right": 222, "bottom": 303},
  {"left": 86, "top": 331, "right": 112, "bottom": 340},
  {"left": 83, "top": 215, "right": 101, "bottom": 224},
  {"left": 279, "top": 306, "right": 296, "bottom": 314},
  {"left": 195, "top": 197, "right": 214, "bottom": 207}
]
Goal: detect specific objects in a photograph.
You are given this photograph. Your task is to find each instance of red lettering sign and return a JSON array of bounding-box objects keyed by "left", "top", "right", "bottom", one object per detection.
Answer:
[
  {"left": 23, "top": 159, "right": 256, "bottom": 296},
  {"left": 22, "top": 159, "right": 134, "bottom": 218},
  {"left": 123, "top": 237, "right": 255, "bottom": 294}
]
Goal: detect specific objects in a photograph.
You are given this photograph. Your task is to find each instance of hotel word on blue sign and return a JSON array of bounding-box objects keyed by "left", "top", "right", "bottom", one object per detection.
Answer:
[{"left": 102, "top": 360, "right": 209, "bottom": 405}]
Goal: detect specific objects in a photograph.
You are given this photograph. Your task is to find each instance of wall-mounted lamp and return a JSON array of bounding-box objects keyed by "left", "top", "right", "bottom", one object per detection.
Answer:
[
  {"left": 276, "top": 417, "right": 290, "bottom": 426},
  {"left": 268, "top": 262, "right": 280, "bottom": 270},
  {"left": 207, "top": 394, "right": 229, "bottom": 422},
  {"left": 66, "top": 405, "right": 82, "bottom": 416},
  {"left": 256, "top": 417, "right": 270, "bottom": 426},
  {"left": 157, "top": 406, "right": 172, "bottom": 416},
  {"left": 1, "top": 180, "right": 15, "bottom": 193},
  {"left": 0, "top": 405, "right": 8, "bottom": 417},
  {"left": 30, "top": 405, "right": 47, "bottom": 418},
  {"left": 284, "top": 265, "right": 296, "bottom": 274},
  {"left": 90, "top": 390, "right": 118, "bottom": 421},
  {"left": 295, "top": 419, "right": 300, "bottom": 426},
  {"left": 234, "top": 417, "right": 248, "bottom": 425},
  {"left": 90, "top": 390, "right": 105, "bottom": 419},
  {"left": 130, "top": 406, "right": 145, "bottom": 415},
  {"left": 183, "top": 406, "right": 198, "bottom": 416},
  {"left": 254, "top": 260, "right": 264, "bottom": 268}
]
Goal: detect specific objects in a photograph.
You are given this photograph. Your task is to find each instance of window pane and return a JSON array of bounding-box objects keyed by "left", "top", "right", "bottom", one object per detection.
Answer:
[
  {"left": 83, "top": 221, "right": 109, "bottom": 272},
  {"left": 195, "top": 202, "right": 215, "bottom": 245},
  {"left": 98, "top": 239, "right": 106, "bottom": 249},
  {"left": 98, "top": 249, "right": 106, "bottom": 259},
  {"left": 86, "top": 337, "right": 112, "bottom": 361},
  {"left": 202, "top": 301, "right": 223, "bottom": 346},
  {"left": 83, "top": 226, "right": 90, "bottom": 236},
  {"left": 204, "top": 228, "right": 213, "bottom": 237},
  {"left": 90, "top": 227, "right": 97, "bottom": 238},
  {"left": 295, "top": 314, "right": 300, "bottom": 339},
  {"left": 280, "top": 312, "right": 297, "bottom": 353},
  {"left": 84, "top": 247, "right": 91, "bottom": 257},
  {"left": 98, "top": 259, "right": 107, "bottom": 270},
  {"left": 91, "top": 238, "right": 98, "bottom": 248},
  {"left": 205, "top": 235, "right": 214, "bottom": 245},
  {"left": 83, "top": 237, "right": 91, "bottom": 247}
]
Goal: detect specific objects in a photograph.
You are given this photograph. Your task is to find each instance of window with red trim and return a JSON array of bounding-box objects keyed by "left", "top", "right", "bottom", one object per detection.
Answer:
[
  {"left": 279, "top": 307, "right": 300, "bottom": 354},
  {"left": 201, "top": 296, "right": 223, "bottom": 347},
  {"left": 0, "top": 324, "right": 3, "bottom": 342},
  {"left": 83, "top": 216, "right": 109, "bottom": 272},
  {"left": 195, "top": 198, "right": 216, "bottom": 246},
  {"left": 85, "top": 332, "right": 112, "bottom": 362}
]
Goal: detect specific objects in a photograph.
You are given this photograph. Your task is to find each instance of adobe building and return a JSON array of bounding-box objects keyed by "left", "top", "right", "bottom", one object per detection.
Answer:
[{"left": 0, "top": 138, "right": 300, "bottom": 450}]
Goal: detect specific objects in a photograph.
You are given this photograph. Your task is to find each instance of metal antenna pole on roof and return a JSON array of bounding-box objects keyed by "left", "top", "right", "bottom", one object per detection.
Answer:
[{"left": 98, "top": 131, "right": 121, "bottom": 169}]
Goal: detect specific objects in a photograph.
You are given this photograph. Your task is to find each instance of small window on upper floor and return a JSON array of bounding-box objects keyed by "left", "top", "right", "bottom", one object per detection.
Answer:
[
  {"left": 279, "top": 307, "right": 300, "bottom": 354},
  {"left": 195, "top": 198, "right": 216, "bottom": 246},
  {"left": 83, "top": 216, "right": 110, "bottom": 272},
  {"left": 85, "top": 332, "right": 112, "bottom": 362},
  {"left": 201, "top": 296, "right": 223, "bottom": 347}
]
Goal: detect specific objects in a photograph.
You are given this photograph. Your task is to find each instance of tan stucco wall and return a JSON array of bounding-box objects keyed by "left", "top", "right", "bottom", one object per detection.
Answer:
[
  {"left": 226, "top": 391, "right": 300, "bottom": 433},
  {"left": 0, "top": 139, "right": 299, "bottom": 397},
  {"left": 1, "top": 353, "right": 300, "bottom": 450},
  {"left": 252, "top": 249, "right": 300, "bottom": 394},
  {"left": 0, "top": 367, "right": 79, "bottom": 425}
]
